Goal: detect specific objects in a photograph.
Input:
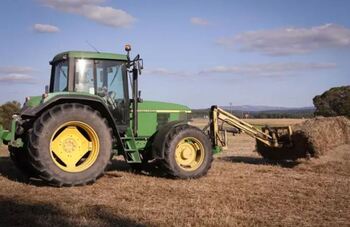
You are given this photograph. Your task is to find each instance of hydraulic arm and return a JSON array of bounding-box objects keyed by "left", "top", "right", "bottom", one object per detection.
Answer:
[{"left": 208, "top": 106, "right": 293, "bottom": 151}]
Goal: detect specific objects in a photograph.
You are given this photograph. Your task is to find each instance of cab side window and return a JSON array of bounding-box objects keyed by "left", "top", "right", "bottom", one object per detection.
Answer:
[
  {"left": 96, "top": 61, "right": 125, "bottom": 102},
  {"left": 53, "top": 61, "right": 68, "bottom": 92}
]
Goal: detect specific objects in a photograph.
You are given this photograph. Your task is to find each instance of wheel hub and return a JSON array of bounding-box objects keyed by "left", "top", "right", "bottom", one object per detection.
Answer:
[
  {"left": 179, "top": 144, "right": 196, "bottom": 163},
  {"left": 175, "top": 137, "right": 205, "bottom": 171},
  {"left": 50, "top": 122, "right": 99, "bottom": 173},
  {"left": 62, "top": 138, "right": 77, "bottom": 153}
]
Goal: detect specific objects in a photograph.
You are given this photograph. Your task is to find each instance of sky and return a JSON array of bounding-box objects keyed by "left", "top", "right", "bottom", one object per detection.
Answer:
[{"left": 0, "top": 0, "right": 349, "bottom": 108}]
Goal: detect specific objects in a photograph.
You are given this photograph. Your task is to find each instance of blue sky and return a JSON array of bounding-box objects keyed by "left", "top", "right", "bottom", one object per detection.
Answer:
[{"left": 0, "top": 0, "right": 349, "bottom": 108}]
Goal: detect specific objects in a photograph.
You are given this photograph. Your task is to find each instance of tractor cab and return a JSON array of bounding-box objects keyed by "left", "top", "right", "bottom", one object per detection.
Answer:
[{"left": 48, "top": 48, "right": 142, "bottom": 131}]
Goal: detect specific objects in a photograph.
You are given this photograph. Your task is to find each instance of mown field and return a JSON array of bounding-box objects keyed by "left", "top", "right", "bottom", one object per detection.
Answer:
[{"left": 0, "top": 118, "right": 349, "bottom": 226}]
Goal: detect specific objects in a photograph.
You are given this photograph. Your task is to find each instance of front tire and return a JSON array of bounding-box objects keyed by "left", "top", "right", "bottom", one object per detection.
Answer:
[
  {"left": 27, "top": 103, "right": 113, "bottom": 186},
  {"left": 160, "top": 125, "right": 213, "bottom": 179}
]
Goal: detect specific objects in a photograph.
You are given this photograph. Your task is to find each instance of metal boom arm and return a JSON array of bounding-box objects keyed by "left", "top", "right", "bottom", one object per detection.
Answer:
[{"left": 209, "top": 106, "right": 292, "bottom": 151}]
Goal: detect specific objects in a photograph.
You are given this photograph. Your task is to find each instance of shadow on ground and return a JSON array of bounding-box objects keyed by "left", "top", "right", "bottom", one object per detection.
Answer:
[
  {"left": 0, "top": 196, "right": 145, "bottom": 227},
  {"left": 219, "top": 155, "right": 301, "bottom": 168},
  {"left": 108, "top": 159, "right": 169, "bottom": 178},
  {"left": 0, "top": 156, "right": 168, "bottom": 185},
  {"left": 0, "top": 157, "right": 33, "bottom": 184}
]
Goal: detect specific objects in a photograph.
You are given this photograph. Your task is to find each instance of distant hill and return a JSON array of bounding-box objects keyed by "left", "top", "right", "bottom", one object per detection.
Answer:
[{"left": 191, "top": 105, "right": 315, "bottom": 119}]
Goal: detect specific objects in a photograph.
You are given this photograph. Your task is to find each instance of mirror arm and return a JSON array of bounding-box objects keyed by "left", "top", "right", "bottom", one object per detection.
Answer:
[{"left": 132, "top": 68, "right": 139, "bottom": 136}]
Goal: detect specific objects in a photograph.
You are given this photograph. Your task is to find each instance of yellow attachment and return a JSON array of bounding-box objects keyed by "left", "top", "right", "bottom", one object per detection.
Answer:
[
  {"left": 50, "top": 121, "right": 100, "bottom": 173},
  {"left": 175, "top": 137, "right": 205, "bottom": 171},
  {"left": 210, "top": 106, "right": 293, "bottom": 148}
]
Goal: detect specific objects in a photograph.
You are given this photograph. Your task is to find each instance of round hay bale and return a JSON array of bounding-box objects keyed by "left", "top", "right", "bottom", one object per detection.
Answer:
[{"left": 256, "top": 116, "right": 350, "bottom": 160}]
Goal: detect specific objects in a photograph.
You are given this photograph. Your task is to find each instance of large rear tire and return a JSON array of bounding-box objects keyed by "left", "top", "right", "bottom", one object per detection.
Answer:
[
  {"left": 27, "top": 103, "right": 113, "bottom": 186},
  {"left": 160, "top": 125, "right": 213, "bottom": 179}
]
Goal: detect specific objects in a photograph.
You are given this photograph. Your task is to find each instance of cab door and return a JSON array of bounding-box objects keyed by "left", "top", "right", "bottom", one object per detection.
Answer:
[
  {"left": 74, "top": 59, "right": 130, "bottom": 130},
  {"left": 95, "top": 60, "right": 130, "bottom": 129}
]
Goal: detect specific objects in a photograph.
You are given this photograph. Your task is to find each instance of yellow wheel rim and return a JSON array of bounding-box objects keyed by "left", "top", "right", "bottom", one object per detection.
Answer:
[
  {"left": 175, "top": 137, "right": 205, "bottom": 171},
  {"left": 50, "top": 121, "right": 100, "bottom": 173}
]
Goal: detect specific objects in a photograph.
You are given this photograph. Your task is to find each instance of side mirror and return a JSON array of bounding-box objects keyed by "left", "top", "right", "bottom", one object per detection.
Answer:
[
  {"left": 138, "top": 90, "right": 143, "bottom": 103},
  {"left": 139, "top": 59, "right": 143, "bottom": 69},
  {"left": 137, "top": 59, "right": 143, "bottom": 75}
]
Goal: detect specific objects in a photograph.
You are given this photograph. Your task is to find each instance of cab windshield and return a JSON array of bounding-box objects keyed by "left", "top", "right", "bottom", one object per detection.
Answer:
[{"left": 51, "top": 59, "right": 127, "bottom": 103}]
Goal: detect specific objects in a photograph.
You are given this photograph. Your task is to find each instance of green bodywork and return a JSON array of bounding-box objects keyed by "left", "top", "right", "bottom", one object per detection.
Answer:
[
  {"left": 25, "top": 96, "right": 42, "bottom": 107},
  {"left": 137, "top": 101, "right": 191, "bottom": 137},
  {"left": 0, "top": 116, "right": 23, "bottom": 147}
]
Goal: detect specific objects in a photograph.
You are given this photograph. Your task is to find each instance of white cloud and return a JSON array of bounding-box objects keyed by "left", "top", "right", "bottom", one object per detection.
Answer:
[
  {"left": 33, "top": 23, "right": 60, "bottom": 33},
  {"left": 39, "top": 0, "right": 135, "bottom": 28},
  {"left": 217, "top": 24, "right": 350, "bottom": 56},
  {"left": 143, "top": 68, "right": 193, "bottom": 77},
  {"left": 144, "top": 62, "right": 336, "bottom": 78},
  {"left": 0, "top": 66, "right": 36, "bottom": 84},
  {"left": 0, "top": 74, "right": 35, "bottom": 84},
  {"left": 190, "top": 17, "right": 210, "bottom": 26},
  {"left": 144, "top": 68, "right": 176, "bottom": 75},
  {"left": 201, "top": 62, "right": 337, "bottom": 77},
  {"left": 0, "top": 66, "right": 35, "bottom": 74}
]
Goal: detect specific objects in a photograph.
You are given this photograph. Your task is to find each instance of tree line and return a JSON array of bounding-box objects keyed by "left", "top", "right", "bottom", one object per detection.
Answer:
[{"left": 0, "top": 101, "right": 21, "bottom": 129}]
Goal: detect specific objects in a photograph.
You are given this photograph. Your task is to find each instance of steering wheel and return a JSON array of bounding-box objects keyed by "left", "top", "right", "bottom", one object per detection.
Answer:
[
  {"left": 108, "top": 91, "right": 117, "bottom": 100},
  {"left": 96, "top": 86, "right": 108, "bottom": 97},
  {"left": 106, "top": 91, "right": 118, "bottom": 109}
]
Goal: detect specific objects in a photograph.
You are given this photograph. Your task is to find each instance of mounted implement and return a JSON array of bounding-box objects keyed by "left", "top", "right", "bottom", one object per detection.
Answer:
[
  {"left": 207, "top": 106, "right": 293, "bottom": 153},
  {"left": 0, "top": 45, "right": 294, "bottom": 186}
]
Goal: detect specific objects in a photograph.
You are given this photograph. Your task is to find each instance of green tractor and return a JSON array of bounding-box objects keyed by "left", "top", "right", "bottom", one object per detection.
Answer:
[
  {"left": 0, "top": 45, "right": 294, "bottom": 186},
  {"left": 0, "top": 45, "right": 214, "bottom": 186}
]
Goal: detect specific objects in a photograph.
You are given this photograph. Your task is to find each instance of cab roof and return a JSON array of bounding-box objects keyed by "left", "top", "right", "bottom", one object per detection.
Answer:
[{"left": 52, "top": 51, "right": 128, "bottom": 62}]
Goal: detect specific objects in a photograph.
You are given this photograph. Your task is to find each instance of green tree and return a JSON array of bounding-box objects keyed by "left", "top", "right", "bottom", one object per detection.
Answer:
[
  {"left": 0, "top": 101, "right": 21, "bottom": 129},
  {"left": 313, "top": 86, "right": 350, "bottom": 117}
]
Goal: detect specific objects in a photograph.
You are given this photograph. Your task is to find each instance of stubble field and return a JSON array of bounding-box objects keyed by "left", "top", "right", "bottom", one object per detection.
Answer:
[{"left": 0, "top": 118, "right": 349, "bottom": 226}]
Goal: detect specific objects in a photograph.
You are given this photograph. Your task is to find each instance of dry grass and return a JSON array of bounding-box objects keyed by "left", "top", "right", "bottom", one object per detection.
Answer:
[
  {"left": 0, "top": 118, "right": 349, "bottom": 226},
  {"left": 293, "top": 116, "right": 350, "bottom": 157}
]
